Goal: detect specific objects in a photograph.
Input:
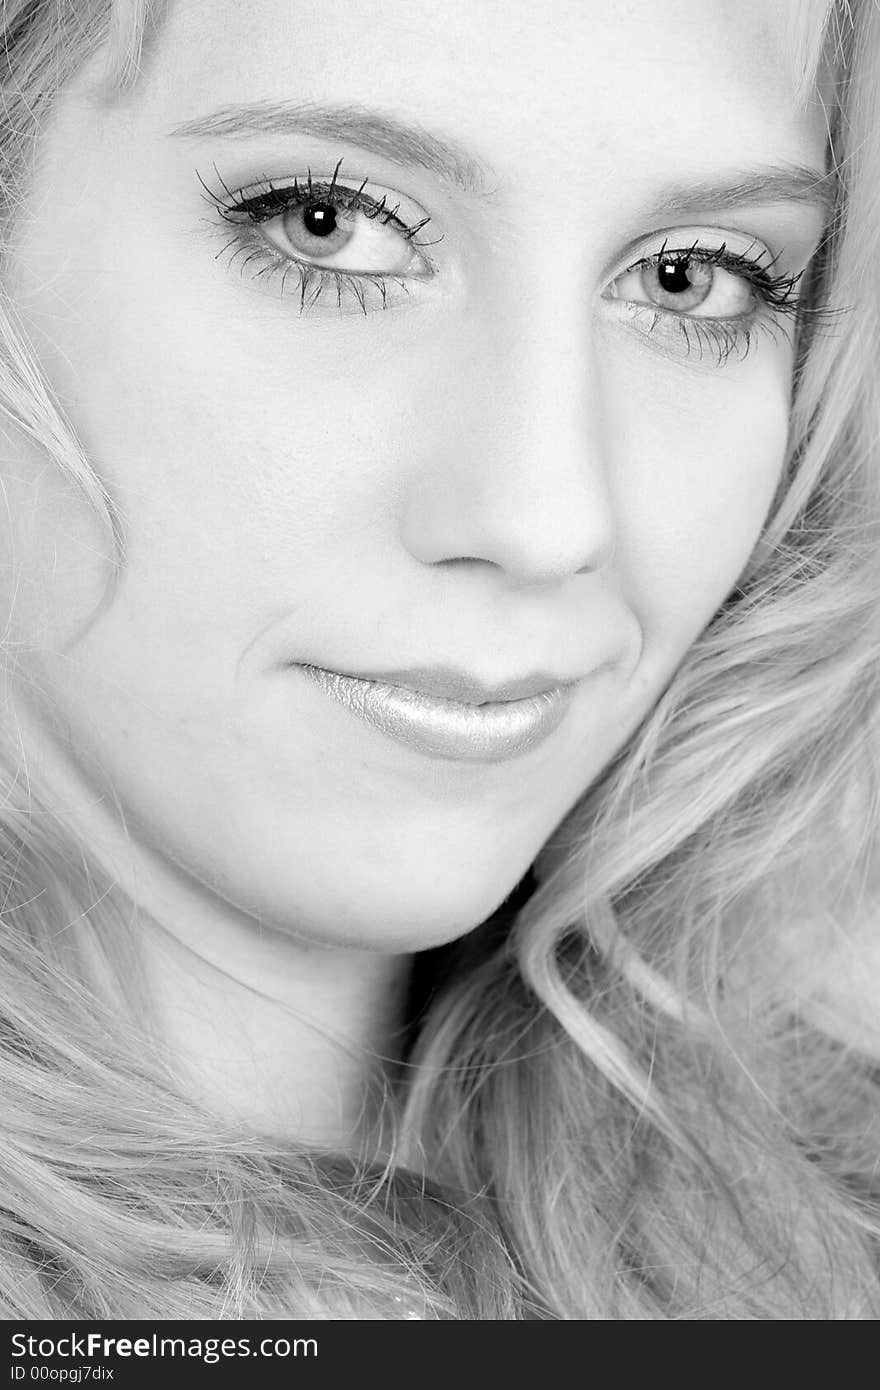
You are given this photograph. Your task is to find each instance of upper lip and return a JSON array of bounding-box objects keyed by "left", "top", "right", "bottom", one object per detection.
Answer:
[{"left": 309, "top": 664, "right": 577, "bottom": 705}]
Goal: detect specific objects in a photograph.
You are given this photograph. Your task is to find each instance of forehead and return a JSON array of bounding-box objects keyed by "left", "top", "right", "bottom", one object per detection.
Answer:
[{"left": 136, "top": 0, "right": 824, "bottom": 180}]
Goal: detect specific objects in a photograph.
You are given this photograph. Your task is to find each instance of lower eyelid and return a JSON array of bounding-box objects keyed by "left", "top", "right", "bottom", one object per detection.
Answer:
[
  {"left": 604, "top": 298, "right": 788, "bottom": 369},
  {"left": 214, "top": 230, "right": 419, "bottom": 315}
]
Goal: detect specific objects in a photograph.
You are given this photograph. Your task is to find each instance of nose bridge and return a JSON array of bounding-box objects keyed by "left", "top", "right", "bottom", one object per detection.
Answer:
[
  {"left": 507, "top": 304, "right": 604, "bottom": 481},
  {"left": 400, "top": 294, "right": 615, "bottom": 585}
]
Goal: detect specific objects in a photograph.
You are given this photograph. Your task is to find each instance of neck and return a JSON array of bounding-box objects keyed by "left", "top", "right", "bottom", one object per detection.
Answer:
[{"left": 135, "top": 895, "right": 412, "bottom": 1152}]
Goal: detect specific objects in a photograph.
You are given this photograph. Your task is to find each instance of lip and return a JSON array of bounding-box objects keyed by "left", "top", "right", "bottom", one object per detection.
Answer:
[
  {"left": 336, "top": 665, "right": 571, "bottom": 705},
  {"left": 297, "top": 663, "right": 577, "bottom": 762}
]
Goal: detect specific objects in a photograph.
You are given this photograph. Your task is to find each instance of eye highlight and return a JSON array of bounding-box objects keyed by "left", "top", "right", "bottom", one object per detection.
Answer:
[
  {"left": 605, "top": 237, "right": 808, "bottom": 366},
  {"left": 199, "top": 161, "right": 437, "bottom": 314}
]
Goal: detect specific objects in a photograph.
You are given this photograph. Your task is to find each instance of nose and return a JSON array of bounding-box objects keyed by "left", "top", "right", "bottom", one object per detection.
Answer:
[{"left": 399, "top": 315, "right": 615, "bottom": 588}]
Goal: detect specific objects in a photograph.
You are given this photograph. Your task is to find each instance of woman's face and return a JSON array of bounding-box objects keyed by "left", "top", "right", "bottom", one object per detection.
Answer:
[{"left": 4, "top": 0, "right": 827, "bottom": 949}]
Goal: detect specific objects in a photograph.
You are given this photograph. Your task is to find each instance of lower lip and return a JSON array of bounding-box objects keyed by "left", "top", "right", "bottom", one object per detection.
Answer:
[{"left": 298, "top": 665, "right": 574, "bottom": 763}]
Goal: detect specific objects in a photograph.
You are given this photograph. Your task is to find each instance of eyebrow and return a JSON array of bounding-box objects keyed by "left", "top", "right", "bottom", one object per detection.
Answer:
[
  {"left": 641, "top": 167, "right": 836, "bottom": 222},
  {"left": 168, "top": 100, "right": 491, "bottom": 195},
  {"left": 168, "top": 99, "right": 835, "bottom": 219}
]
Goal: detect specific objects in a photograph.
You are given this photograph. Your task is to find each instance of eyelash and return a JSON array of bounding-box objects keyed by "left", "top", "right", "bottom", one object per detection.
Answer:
[
  {"left": 622, "top": 239, "right": 807, "bottom": 366},
  {"left": 199, "top": 162, "right": 435, "bottom": 315},
  {"left": 199, "top": 164, "right": 824, "bottom": 366}
]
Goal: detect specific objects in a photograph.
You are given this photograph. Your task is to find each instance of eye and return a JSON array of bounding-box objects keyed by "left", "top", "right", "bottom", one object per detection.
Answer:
[
  {"left": 203, "top": 168, "right": 435, "bottom": 287},
  {"left": 601, "top": 233, "right": 809, "bottom": 368},
  {"left": 610, "top": 249, "right": 756, "bottom": 319},
  {"left": 261, "top": 193, "right": 426, "bottom": 277}
]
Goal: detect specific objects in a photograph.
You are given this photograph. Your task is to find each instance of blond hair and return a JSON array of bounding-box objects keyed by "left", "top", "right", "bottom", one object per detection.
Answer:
[{"left": 0, "top": 0, "right": 877, "bottom": 1318}]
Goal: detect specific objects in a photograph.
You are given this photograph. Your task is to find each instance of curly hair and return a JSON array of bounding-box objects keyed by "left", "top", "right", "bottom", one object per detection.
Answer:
[{"left": 0, "top": 0, "right": 876, "bottom": 1318}]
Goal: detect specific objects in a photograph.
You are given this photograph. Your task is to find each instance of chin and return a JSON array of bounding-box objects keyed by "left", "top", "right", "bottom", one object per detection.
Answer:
[{"left": 245, "top": 846, "right": 535, "bottom": 954}]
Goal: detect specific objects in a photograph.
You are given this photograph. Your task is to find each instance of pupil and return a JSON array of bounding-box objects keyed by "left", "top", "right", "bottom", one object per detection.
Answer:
[
  {"left": 657, "top": 258, "right": 693, "bottom": 294},
  {"left": 303, "top": 203, "right": 338, "bottom": 238}
]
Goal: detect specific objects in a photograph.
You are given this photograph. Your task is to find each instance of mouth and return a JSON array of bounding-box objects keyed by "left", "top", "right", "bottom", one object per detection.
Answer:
[{"left": 296, "top": 663, "right": 577, "bottom": 763}]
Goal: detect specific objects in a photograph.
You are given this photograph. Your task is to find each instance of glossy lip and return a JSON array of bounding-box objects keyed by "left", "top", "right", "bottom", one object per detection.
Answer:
[
  {"left": 340, "top": 665, "right": 570, "bottom": 705},
  {"left": 297, "top": 663, "right": 577, "bottom": 762}
]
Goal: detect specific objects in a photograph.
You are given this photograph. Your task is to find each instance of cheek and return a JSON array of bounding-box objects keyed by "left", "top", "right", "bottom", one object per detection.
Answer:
[
  {"left": 603, "top": 347, "right": 791, "bottom": 674},
  {"left": 19, "top": 208, "right": 448, "bottom": 567},
  {"left": 11, "top": 274, "right": 405, "bottom": 669},
  {"left": 0, "top": 427, "right": 113, "bottom": 654}
]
